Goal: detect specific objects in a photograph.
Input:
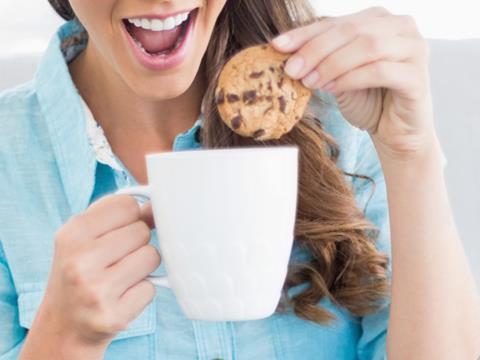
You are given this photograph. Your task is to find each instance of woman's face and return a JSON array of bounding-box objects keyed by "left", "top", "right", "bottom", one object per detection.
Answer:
[{"left": 69, "top": 0, "right": 227, "bottom": 99}]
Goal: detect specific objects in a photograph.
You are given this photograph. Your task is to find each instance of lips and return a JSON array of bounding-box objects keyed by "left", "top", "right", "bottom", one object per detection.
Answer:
[
  {"left": 122, "top": 8, "right": 198, "bottom": 72},
  {"left": 124, "top": 11, "right": 192, "bottom": 55}
]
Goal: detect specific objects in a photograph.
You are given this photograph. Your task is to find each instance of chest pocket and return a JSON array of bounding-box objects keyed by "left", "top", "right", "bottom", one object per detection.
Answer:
[{"left": 17, "top": 283, "right": 157, "bottom": 359}]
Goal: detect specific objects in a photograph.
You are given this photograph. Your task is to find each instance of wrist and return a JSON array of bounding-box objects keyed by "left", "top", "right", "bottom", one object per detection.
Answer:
[
  {"left": 371, "top": 131, "right": 444, "bottom": 170},
  {"left": 21, "top": 301, "right": 109, "bottom": 360}
]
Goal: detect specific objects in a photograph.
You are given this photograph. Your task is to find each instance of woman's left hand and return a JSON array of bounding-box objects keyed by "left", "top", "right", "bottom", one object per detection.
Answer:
[{"left": 271, "top": 6, "right": 438, "bottom": 160}]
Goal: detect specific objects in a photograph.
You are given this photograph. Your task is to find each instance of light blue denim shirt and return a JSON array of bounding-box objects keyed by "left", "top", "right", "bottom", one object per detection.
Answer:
[{"left": 0, "top": 21, "right": 392, "bottom": 360}]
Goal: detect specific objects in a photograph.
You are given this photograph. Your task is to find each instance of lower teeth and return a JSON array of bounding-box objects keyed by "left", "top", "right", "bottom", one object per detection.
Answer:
[{"left": 131, "top": 18, "right": 188, "bottom": 57}]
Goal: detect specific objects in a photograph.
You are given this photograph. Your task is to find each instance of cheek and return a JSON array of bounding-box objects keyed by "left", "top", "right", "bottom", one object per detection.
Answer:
[
  {"left": 199, "top": 0, "right": 227, "bottom": 41},
  {"left": 204, "top": 0, "right": 227, "bottom": 25},
  {"left": 211, "top": 0, "right": 228, "bottom": 13},
  {"left": 69, "top": 0, "right": 116, "bottom": 37}
]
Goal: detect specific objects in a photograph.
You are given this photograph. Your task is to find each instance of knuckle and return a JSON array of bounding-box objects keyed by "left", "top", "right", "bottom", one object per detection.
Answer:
[
  {"left": 61, "top": 214, "right": 90, "bottom": 241},
  {"left": 370, "top": 6, "right": 390, "bottom": 16},
  {"left": 144, "top": 280, "right": 156, "bottom": 297},
  {"left": 400, "top": 14, "right": 417, "bottom": 30},
  {"left": 55, "top": 215, "right": 84, "bottom": 246},
  {"left": 363, "top": 34, "right": 382, "bottom": 53},
  {"left": 136, "top": 221, "right": 152, "bottom": 242},
  {"left": 340, "top": 22, "right": 360, "bottom": 37},
  {"left": 121, "top": 196, "right": 142, "bottom": 221},
  {"left": 136, "top": 281, "right": 156, "bottom": 305},
  {"left": 90, "top": 312, "right": 126, "bottom": 334},
  {"left": 83, "top": 285, "right": 103, "bottom": 307},
  {"left": 139, "top": 281, "right": 157, "bottom": 304},
  {"left": 63, "top": 259, "right": 88, "bottom": 286},
  {"left": 374, "top": 62, "right": 389, "bottom": 78},
  {"left": 53, "top": 228, "right": 67, "bottom": 249},
  {"left": 114, "top": 319, "right": 129, "bottom": 333},
  {"left": 400, "top": 15, "right": 417, "bottom": 27},
  {"left": 144, "top": 245, "right": 161, "bottom": 266}
]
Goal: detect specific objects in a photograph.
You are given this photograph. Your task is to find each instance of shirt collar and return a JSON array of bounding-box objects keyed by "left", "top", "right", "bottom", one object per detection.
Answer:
[
  {"left": 35, "top": 20, "right": 96, "bottom": 215},
  {"left": 35, "top": 20, "right": 203, "bottom": 215}
]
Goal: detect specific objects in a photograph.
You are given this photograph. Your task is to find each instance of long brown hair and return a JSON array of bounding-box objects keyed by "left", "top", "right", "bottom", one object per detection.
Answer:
[{"left": 49, "top": 0, "right": 390, "bottom": 324}]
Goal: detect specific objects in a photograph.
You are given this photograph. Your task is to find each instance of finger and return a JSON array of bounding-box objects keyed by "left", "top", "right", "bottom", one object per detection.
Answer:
[
  {"left": 140, "top": 202, "right": 155, "bottom": 230},
  {"left": 327, "top": 61, "right": 424, "bottom": 99},
  {"left": 90, "top": 220, "right": 152, "bottom": 267},
  {"left": 271, "top": 20, "right": 335, "bottom": 53},
  {"left": 106, "top": 244, "right": 161, "bottom": 297},
  {"left": 80, "top": 194, "right": 143, "bottom": 238},
  {"left": 302, "top": 36, "right": 420, "bottom": 89},
  {"left": 283, "top": 15, "right": 420, "bottom": 80},
  {"left": 117, "top": 280, "right": 156, "bottom": 325},
  {"left": 271, "top": 6, "right": 391, "bottom": 53}
]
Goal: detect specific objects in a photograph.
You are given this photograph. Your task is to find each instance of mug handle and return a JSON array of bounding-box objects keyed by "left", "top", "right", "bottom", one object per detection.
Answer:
[{"left": 115, "top": 186, "right": 170, "bottom": 288}]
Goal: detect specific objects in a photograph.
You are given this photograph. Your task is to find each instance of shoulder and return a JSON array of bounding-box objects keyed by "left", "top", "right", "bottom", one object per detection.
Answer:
[
  {"left": 0, "top": 81, "right": 53, "bottom": 156},
  {"left": 0, "top": 81, "right": 39, "bottom": 113},
  {"left": 0, "top": 81, "right": 58, "bottom": 194},
  {"left": 0, "top": 81, "right": 42, "bottom": 149}
]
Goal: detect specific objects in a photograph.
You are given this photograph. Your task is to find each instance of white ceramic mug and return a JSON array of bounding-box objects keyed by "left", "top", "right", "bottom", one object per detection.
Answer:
[{"left": 116, "top": 146, "right": 299, "bottom": 321}]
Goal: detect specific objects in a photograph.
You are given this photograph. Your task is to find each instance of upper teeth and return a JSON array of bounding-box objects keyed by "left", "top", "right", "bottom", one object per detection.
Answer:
[{"left": 128, "top": 12, "right": 190, "bottom": 31}]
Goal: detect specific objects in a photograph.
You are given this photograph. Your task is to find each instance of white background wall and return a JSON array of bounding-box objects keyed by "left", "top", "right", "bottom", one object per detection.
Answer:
[{"left": 0, "top": 0, "right": 479, "bottom": 59}]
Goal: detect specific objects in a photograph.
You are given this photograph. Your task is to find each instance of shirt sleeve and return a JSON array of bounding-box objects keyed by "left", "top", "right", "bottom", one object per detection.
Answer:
[
  {"left": 352, "top": 131, "right": 392, "bottom": 360},
  {"left": 0, "top": 240, "right": 26, "bottom": 359}
]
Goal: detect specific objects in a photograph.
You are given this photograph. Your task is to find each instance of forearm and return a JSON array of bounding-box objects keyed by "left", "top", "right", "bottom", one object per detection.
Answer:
[{"left": 374, "top": 135, "right": 480, "bottom": 359}]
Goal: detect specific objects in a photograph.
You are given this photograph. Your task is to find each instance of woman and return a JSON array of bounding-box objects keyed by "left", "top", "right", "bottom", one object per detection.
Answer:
[{"left": 0, "top": 0, "right": 478, "bottom": 359}]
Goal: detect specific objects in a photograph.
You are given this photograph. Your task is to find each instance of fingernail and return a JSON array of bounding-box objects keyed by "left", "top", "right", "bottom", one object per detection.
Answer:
[
  {"left": 302, "top": 71, "right": 320, "bottom": 88},
  {"left": 285, "top": 56, "right": 304, "bottom": 77},
  {"left": 273, "top": 34, "right": 290, "bottom": 48}
]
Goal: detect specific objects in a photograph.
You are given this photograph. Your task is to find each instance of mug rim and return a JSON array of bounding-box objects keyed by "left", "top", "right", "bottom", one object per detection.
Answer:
[{"left": 146, "top": 145, "right": 299, "bottom": 161}]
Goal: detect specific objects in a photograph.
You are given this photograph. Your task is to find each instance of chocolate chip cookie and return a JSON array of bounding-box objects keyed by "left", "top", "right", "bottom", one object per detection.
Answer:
[{"left": 215, "top": 44, "right": 312, "bottom": 141}]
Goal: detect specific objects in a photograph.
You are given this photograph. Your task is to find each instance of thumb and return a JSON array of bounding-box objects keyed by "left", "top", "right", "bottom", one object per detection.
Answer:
[{"left": 335, "top": 88, "right": 383, "bottom": 134}]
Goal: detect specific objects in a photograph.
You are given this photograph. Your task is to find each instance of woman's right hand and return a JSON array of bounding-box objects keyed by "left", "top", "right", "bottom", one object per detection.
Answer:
[{"left": 20, "top": 195, "right": 160, "bottom": 359}]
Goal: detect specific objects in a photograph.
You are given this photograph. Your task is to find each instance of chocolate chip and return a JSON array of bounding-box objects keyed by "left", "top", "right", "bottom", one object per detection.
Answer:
[
  {"left": 216, "top": 89, "right": 225, "bottom": 105},
  {"left": 278, "top": 96, "right": 287, "bottom": 113},
  {"left": 242, "top": 90, "right": 257, "bottom": 105},
  {"left": 278, "top": 77, "right": 284, "bottom": 88},
  {"left": 250, "top": 71, "right": 264, "bottom": 79},
  {"left": 267, "top": 81, "right": 273, "bottom": 92},
  {"left": 231, "top": 115, "right": 243, "bottom": 129},
  {"left": 253, "top": 129, "right": 266, "bottom": 139},
  {"left": 269, "top": 66, "right": 275, "bottom": 73},
  {"left": 266, "top": 96, "right": 273, "bottom": 101},
  {"left": 227, "top": 93, "right": 240, "bottom": 103}
]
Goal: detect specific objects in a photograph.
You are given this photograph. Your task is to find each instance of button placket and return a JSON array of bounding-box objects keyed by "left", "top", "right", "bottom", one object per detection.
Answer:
[{"left": 192, "top": 321, "right": 234, "bottom": 360}]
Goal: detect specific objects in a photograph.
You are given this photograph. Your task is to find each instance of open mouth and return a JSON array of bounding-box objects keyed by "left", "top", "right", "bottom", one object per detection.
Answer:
[{"left": 123, "top": 8, "right": 197, "bottom": 57}]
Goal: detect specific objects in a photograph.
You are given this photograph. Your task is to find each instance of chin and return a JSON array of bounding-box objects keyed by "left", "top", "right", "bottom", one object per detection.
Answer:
[{"left": 131, "top": 75, "right": 196, "bottom": 101}]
